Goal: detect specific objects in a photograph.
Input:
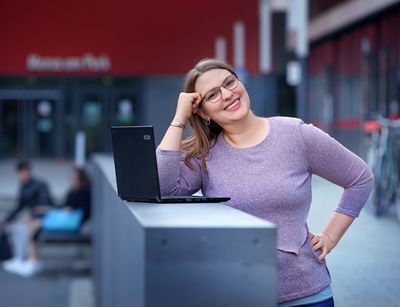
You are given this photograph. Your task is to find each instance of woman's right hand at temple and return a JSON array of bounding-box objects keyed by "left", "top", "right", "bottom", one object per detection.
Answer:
[
  {"left": 159, "top": 92, "right": 202, "bottom": 150},
  {"left": 174, "top": 92, "right": 202, "bottom": 124}
]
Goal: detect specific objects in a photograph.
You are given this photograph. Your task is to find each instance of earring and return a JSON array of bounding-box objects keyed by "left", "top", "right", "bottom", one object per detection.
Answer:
[{"left": 206, "top": 119, "right": 210, "bottom": 126}]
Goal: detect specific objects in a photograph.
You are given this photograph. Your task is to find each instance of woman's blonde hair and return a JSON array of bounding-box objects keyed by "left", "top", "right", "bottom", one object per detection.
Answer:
[{"left": 181, "top": 58, "right": 238, "bottom": 170}]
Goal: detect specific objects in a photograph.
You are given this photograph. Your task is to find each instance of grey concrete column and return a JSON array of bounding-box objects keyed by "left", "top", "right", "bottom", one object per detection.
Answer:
[{"left": 297, "top": 57, "right": 308, "bottom": 120}]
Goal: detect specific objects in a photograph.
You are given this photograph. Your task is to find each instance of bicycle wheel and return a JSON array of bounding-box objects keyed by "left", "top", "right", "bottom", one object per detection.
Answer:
[
  {"left": 395, "top": 189, "right": 400, "bottom": 222},
  {"left": 373, "top": 140, "right": 394, "bottom": 216},
  {"left": 365, "top": 133, "right": 383, "bottom": 214}
]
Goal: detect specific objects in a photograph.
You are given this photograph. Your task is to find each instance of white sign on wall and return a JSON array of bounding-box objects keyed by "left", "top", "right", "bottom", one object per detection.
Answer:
[
  {"left": 26, "top": 53, "right": 111, "bottom": 72},
  {"left": 286, "top": 60, "right": 302, "bottom": 86}
]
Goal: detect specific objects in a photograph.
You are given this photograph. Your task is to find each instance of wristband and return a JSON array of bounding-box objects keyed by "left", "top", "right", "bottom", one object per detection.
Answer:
[{"left": 170, "top": 121, "right": 185, "bottom": 129}]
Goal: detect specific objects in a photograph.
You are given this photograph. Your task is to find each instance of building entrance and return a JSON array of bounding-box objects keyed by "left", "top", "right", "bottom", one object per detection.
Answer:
[
  {"left": 74, "top": 88, "right": 137, "bottom": 154},
  {"left": 0, "top": 77, "right": 141, "bottom": 159},
  {"left": 0, "top": 90, "right": 63, "bottom": 158}
]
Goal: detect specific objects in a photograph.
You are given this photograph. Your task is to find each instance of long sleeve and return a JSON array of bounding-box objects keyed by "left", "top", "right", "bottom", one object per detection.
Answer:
[
  {"left": 63, "top": 188, "right": 91, "bottom": 222},
  {"left": 37, "top": 182, "right": 54, "bottom": 207},
  {"left": 300, "top": 122, "right": 374, "bottom": 217},
  {"left": 156, "top": 148, "right": 202, "bottom": 196},
  {"left": 63, "top": 191, "right": 75, "bottom": 208},
  {"left": 5, "top": 179, "right": 54, "bottom": 223},
  {"left": 5, "top": 196, "right": 24, "bottom": 223}
]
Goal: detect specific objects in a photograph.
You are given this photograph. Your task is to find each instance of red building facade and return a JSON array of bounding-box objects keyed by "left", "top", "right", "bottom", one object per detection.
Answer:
[
  {"left": 1, "top": 0, "right": 399, "bottom": 158},
  {"left": 0, "top": 0, "right": 260, "bottom": 76}
]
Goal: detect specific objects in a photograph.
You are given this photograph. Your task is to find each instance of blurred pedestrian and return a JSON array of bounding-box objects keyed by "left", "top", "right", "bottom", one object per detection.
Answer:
[
  {"left": 0, "top": 160, "right": 54, "bottom": 277},
  {"left": 1, "top": 165, "right": 91, "bottom": 277},
  {"left": 60, "top": 167, "right": 91, "bottom": 223},
  {"left": 37, "top": 166, "right": 91, "bottom": 233},
  {"left": 156, "top": 58, "right": 374, "bottom": 306},
  {"left": 27, "top": 167, "right": 91, "bottom": 271}
]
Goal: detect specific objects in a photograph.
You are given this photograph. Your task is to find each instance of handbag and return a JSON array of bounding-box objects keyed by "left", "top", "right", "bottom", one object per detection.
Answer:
[
  {"left": 42, "top": 209, "right": 83, "bottom": 232},
  {"left": 0, "top": 229, "right": 13, "bottom": 261}
]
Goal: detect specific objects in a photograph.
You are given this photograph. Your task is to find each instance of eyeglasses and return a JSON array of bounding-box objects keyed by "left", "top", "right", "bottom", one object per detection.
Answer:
[{"left": 200, "top": 74, "right": 239, "bottom": 104}]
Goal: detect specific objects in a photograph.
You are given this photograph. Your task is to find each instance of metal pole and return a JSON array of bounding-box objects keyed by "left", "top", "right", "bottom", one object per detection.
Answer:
[
  {"left": 75, "top": 131, "right": 86, "bottom": 167},
  {"left": 288, "top": 0, "right": 309, "bottom": 120},
  {"left": 258, "top": 0, "right": 277, "bottom": 116},
  {"left": 215, "top": 36, "right": 227, "bottom": 62},
  {"left": 234, "top": 21, "right": 248, "bottom": 83},
  {"left": 259, "top": 0, "right": 272, "bottom": 75}
]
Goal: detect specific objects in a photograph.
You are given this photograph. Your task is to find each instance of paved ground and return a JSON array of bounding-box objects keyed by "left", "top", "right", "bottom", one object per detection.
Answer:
[
  {"left": 308, "top": 176, "right": 400, "bottom": 307},
  {"left": 0, "top": 269, "right": 71, "bottom": 307},
  {"left": 0, "top": 159, "right": 399, "bottom": 307}
]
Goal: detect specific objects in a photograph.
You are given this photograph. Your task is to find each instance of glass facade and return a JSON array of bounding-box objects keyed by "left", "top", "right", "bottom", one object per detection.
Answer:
[{"left": 0, "top": 77, "right": 142, "bottom": 158}]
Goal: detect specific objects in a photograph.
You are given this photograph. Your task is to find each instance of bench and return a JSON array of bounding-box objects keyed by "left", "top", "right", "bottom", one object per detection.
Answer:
[
  {"left": 36, "top": 226, "right": 92, "bottom": 272},
  {"left": 37, "top": 231, "right": 91, "bottom": 245},
  {"left": 37, "top": 220, "right": 92, "bottom": 245}
]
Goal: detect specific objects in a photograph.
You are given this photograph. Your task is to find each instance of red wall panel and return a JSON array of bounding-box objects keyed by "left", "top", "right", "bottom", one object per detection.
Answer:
[{"left": 0, "top": 0, "right": 259, "bottom": 75}]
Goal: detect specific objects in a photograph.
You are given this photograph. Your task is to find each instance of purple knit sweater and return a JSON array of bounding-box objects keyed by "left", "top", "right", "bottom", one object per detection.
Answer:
[{"left": 156, "top": 116, "right": 374, "bottom": 302}]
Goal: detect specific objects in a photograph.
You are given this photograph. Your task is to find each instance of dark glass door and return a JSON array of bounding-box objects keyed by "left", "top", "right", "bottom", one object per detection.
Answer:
[
  {"left": 107, "top": 91, "right": 137, "bottom": 151},
  {"left": 0, "top": 100, "right": 22, "bottom": 156},
  {"left": 75, "top": 89, "right": 137, "bottom": 154},
  {"left": 0, "top": 90, "right": 63, "bottom": 158},
  {"left": 76, "top": 90, "right": 107, "bottom": 154},
  {"left": 32, "top": 99, "right": 57, "bottom": 156}
]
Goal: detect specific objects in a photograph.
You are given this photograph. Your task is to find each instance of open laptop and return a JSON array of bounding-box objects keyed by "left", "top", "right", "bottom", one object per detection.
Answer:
[{"left": 110, "top": 126, "right": 230, "bottom": 203}]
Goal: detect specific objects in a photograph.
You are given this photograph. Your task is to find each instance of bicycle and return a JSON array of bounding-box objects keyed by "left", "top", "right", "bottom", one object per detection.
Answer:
[{"left": 364, "top": 116, "right": 400, "bottom": 220}]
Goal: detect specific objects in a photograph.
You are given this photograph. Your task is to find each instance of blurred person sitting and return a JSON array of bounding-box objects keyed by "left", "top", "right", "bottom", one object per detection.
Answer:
[
  {"left": 38, "top": 166, "right": 91, "bottom": 232},
  {"left": 62, "top": 167, "right": 91, "bottom": 224},
  {"left": 28, "top": 167, "right": 91, "bottom": 273},
  {"left": 0, "top": 160, "right": 54, "bottom": 277},
  {"left": 1, "top": 166, "right": 91, "bottom": 277}
]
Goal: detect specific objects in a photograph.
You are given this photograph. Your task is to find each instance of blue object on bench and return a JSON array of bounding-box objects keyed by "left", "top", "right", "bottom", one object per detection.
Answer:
[{"left": 42, "top": 209, "right": 83, "bottom": 232}]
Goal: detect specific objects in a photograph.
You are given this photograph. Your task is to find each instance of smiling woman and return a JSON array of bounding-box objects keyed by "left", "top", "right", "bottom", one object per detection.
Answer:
[{"left": 155, "top": 58, "right": 374, "bottom": 306}]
